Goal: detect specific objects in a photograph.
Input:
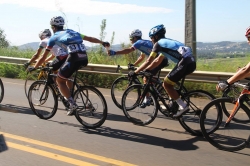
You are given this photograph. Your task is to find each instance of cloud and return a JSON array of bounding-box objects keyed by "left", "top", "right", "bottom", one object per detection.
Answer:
[{"left": 0, "top": 0, "right": 173, "bottom": 15}]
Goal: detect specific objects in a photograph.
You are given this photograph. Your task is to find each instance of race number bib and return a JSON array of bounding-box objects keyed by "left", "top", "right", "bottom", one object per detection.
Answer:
[
  {"left": 177, "top": 46, "right": 192, "bottom": 58},
  {"left": 67, "top": 43, "right": 86, "bottom": 53}
]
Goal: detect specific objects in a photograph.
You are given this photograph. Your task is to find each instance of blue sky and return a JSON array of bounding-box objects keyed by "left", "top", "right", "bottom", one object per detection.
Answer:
[{"left": 0, "top": 0, "right": 249, "bottom": 47}]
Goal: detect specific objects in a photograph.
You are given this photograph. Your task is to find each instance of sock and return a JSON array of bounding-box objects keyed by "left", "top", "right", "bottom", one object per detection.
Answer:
[
  {"left": 175, "top": 97, "right": 186, "bottom": 108},
  {"left": 67, "top": 97, "right": 74, "bottom": 103}
]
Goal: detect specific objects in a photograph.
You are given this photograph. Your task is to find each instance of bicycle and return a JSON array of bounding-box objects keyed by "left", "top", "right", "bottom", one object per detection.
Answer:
[
  {"left": 111, "top": 63, "right": 185, "bottom": 117},
  {"left": 0, "top": 78, "right": 4, "bottom": 103},
  {"left": 24, "top": 62, "right": 86, "bottom": 98},
  {"left": 27, "top": 66, "right": 108, "bottom": 129},
  {"left": 121, "top": 71, "right": 217, "bottom": 136},
  {"left": 200, "top": 81, "right": 250, "bottom": 151}
]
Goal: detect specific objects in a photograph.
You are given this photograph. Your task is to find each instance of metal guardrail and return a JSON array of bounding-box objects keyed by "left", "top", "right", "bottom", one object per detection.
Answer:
[{"left": 0, "top": 56, "right": 236, "bottom": 84}]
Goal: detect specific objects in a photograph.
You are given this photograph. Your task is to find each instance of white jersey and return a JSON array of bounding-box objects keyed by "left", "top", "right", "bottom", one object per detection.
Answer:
[{"left": 39, "top": 37, "right": 68, "bottom": 57}]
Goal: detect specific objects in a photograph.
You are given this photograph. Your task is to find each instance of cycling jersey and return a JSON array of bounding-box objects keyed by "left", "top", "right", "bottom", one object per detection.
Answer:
[
  {"left": 47, "top": 29, "right": 86, "bottom": 54},
  {"left": 132, "top": 39, "right": 153, "bottom": 56},
  {"left": 39, "top": 37, "right": 68, "bottom": 57},
  {"left": 151, "top": 38, "right": 193, "bottom": 63}
]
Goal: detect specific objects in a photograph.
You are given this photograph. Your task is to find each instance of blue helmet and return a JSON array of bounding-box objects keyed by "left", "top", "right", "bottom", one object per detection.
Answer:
[{"left": 149, "top": 24, "right": 166, "bottom": 37}]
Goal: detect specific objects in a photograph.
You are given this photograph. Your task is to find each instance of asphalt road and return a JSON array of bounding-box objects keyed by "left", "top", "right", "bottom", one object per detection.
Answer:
[{"left": 0, "top": 77, "right": 249, "bottom": 166}]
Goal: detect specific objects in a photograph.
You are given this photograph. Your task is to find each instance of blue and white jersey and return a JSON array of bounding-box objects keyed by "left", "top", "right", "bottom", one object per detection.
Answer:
[
  {"left": 47, "top": 29, "right": 86, "bottom": 54},
  {"left": 152, "top": 38, "right": 193, "bottom": 63},
  {"left": 132, "top": 39, "right": 153, "bottom": 56}
]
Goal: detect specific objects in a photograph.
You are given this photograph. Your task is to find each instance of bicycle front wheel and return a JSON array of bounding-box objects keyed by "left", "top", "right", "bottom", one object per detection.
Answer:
[
  {"left": 0, "top": 78, "right": 4, "bottom": 103},
  {"left": 200, "top": 97, "right": 250, "bottom": 151},
  {"left": 178, "top": 90, "right": 217, "bottom": 136},
  {"left": 111, "top": 76, "right": 132, "bottom": 109},
  {"left": 25, "top": 71, "right": 47, "bottom": 98},
  {"left": 28, "top": 81, "right": 58, "bottom": 119},
  {"left": 121, "top": 84, "right": 158, "bottom": 125},
  {"left": 74, "top": 86, "right": 107, "bottom": 129}
]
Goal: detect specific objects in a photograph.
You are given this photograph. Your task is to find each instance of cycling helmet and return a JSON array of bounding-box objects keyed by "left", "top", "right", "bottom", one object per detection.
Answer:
[
  {"left": 245, "top": 26, "right": 250, "bottom": 38},
  {"left": 149, "top": 24, "right": 166, "bottom": 38},
  {"left": 50, "top": 16, "right": 65, "bottom": 26},
  {"left": 129, "top": 29, "right": 142, "bottom": 38},
  {"left": 38, "top": 29, "right": 51, "bottom": 39}
]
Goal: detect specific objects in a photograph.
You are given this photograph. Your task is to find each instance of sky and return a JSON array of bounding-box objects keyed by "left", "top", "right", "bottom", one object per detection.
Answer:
[{"left": 0, "top": 0, "right": 249, "bottom": 47}]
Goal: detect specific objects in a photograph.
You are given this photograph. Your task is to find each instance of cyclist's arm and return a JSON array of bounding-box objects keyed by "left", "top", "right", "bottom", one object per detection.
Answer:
[
  {"left": 28, "top": 47, "right": 44, "bottom": 64},
  {"left": 115, "top": 47, "right": 135, "bottom": 55},
  {"left": 44, "top": 54, "right": 55, "bottom": 63},
  {"left": 81, "top": 34, "right": 103, "bottom": 44},
  {"left": 134, "top": 53, "right": 145, "bottom": 66},
  {"left": 145, "top": 54, "right": 164, "bottom": 70},
  {"left": 227, "top": 61, "right": 250, "bottom": 84},
  {"left": 134, "top": 52, "right": 155, "bottom": 74},
  {"left": 34, "top": 49, "right": 50, "bottom": 68}
]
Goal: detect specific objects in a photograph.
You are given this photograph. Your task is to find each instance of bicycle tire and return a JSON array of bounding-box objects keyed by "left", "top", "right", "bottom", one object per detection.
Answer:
[
  {"left": 200, "top": 97, "right": 250, "bottom": 151},
  {"left": 0, "top": 78, "right": 4, "bottom": 103},
  {"left": 222, "top": 87, "right": 250, "bottom": 123},
  {"left": 178, "top": 90, "right": 217, "bottom": 136},
  {"left": 111, "top": 76, "right": 134, "bottom": 109},
  {"left": 28, "top": 80, "right": 58, "bottom": 120},
  {"left": 24, "top": 71, "right": 47, "bottom": 98},
  {"left": 121, "top": 84, "right": 158, "bottom": 125},
  {"left": 74, "top": 86, "right": 107, "bottom": 129}
]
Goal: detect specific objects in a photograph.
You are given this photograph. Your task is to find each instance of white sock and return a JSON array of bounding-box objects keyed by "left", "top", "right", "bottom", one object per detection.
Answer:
[{"left": 175, "top": 98, "right": 186, "bottom": 108}]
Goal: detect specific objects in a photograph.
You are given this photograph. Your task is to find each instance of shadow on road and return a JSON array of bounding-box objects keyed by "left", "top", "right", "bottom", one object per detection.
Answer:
[
  {"left": 79, "top": 126, "right": 203, "bottom": 151},
  {"left": 0, "top": 104, "right": 34, "bottom": 115}
]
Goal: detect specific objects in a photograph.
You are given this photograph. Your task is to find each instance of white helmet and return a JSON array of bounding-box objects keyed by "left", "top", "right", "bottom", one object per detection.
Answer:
[
  {"left": 129, "top": 29, "right": 142, "bottom": 38},
  {"left": 50, "top": 16, "right": 65, "bottom": 26},
  {"left": 38, "top": 29, "right": 51, "bottom": 39}
]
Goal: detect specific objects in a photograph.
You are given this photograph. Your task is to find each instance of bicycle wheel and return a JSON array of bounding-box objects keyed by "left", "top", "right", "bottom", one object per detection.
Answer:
[
  {"left": 24, "top": 71, "right": 47, "bottom": 98},
  {"left": 74, "top": 86, "right": 107, "bottom": 129},
  {"left": 121, "top": 84, "right": 158, "bottom": 125},
  {"left": 178, "top": 90, "right": 217, "bottom": 136},
  {"left": 222, "top": 86, "right": 250, "bottom": 123},
  {"left": 0, "top": 78, "right": 4, "bottom": 103},
  {"left": 111, "top": 76, "right": 133, "bottom": 109},
  {"left": 28, "top": 80, "right": 58, "bottom": 119},
  {"left": 200, "top": 97, "right": 250, "bottom": 151}
]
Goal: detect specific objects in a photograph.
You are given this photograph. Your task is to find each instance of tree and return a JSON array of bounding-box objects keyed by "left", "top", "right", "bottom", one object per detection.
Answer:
[
  {"left": 99, "top": 19, "right": 107, "bottom": 54},
  {"left": 0, "top": 28, "right": 10, "bottom": 48}
]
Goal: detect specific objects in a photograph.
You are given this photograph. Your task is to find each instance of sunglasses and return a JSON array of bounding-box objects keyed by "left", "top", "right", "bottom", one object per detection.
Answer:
[{"left": 130, "top": 37, "right": 133, "bottom": 41}]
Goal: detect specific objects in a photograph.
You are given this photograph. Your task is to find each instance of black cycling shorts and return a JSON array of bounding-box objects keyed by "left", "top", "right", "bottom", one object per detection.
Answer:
[
  {"left": 167, "top": 56, "right": 196, "bottom": 83},
  {"left": 49, "top": 56, "right": 67, "bottom": 71},
  {"left": 58, "top": 52, "right": 88, "bottom": 79}
]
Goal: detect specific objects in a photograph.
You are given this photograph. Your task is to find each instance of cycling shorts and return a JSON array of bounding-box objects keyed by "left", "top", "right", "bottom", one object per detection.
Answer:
[
  {"left": 49, "top": 56, "right": 68, "bottom": 71},
  {"left": 58, "top": 52, "right": 88, "bottom": 79},
  {"left": 149, "top": 56, "right": 168, "bottom": 75},
  {"left": 165, "top": 56, "right": 196, "bottom": 85}
]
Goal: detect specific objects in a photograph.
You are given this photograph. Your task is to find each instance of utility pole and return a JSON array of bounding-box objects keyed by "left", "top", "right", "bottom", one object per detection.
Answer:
[{"left": 185, "top": 0, "right": 196, "bottom": 60}]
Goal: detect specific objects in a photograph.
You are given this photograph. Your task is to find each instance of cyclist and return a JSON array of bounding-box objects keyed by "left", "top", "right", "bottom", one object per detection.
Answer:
[
  {"left": 23, "top": 29, "right": 63, "bottom": 68},
  {"left": 130, "top": 24, "right": 196, "bottom": 117},
  {"left": 108, "top": 29, "right": 168, "bottom": 107},
  {"left": 28, "top": 16, "right": 110, "bottom": 115},
  {"left": 217, "top": 26, "right": 250, "bottom": 91}
]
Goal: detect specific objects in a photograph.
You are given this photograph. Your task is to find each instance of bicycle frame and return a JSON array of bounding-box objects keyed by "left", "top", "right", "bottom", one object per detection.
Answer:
[{"left": 225, "top": 83, "right": 250, "bottom": 125}]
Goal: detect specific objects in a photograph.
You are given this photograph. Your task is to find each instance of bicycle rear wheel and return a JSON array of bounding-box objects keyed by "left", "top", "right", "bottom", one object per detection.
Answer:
[
  {"left": 178, "top": 90, "right": 217, "bottom": 136},
  {"left": 74, "top": 86, "right": 107, "bottom": 129},
  {"left": 111, "top": 76, "right": 133, "bottom": 109},
  {"left": 0, "top": 78, "right": 4, "bottom": 103},
  {"left": 28, "top": 81, "right": 58, "bottom": 119},
  {"left": 121, "top": 84, "right": 158, "bottom": 125},
  {"left": 200, "top": 97, "right": 250, "bottom": 151},
  {"left": 25, "top": 71, "right": 47, "bottom": 98}
]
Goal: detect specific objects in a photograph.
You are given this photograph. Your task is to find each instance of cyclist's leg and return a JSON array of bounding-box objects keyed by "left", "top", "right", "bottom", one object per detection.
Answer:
[
  {"left": 57, "top": 53, "right": 88, "bottom": 115},
  {"left": 163, "top": 57, "right": 196, "bottom": 117}
]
